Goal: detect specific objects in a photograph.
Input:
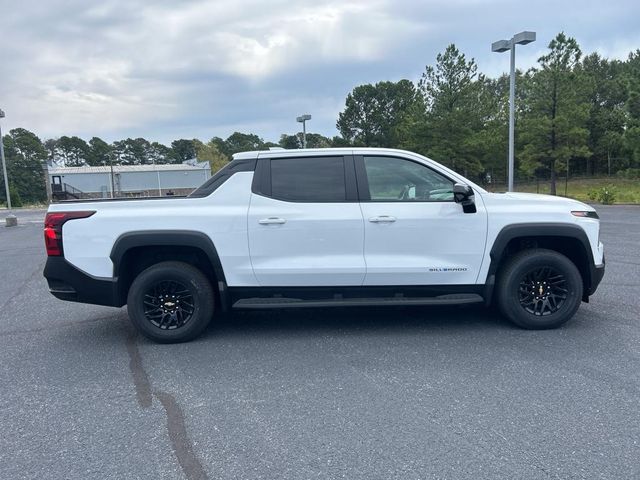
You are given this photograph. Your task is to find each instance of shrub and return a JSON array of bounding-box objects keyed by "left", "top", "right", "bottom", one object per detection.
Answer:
[
  {"left": 587, "top": 185, "right": 616, "bottom": 204},
  {"left": 616, "top": 168, "right": 640, "bottom": 180},
  {"left": 8, "top": 186, "right": 23, "bottom": 207}
]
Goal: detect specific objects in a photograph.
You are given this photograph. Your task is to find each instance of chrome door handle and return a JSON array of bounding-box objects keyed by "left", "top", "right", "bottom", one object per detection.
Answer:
[
  {"left": 368, "top": 215, "right": 396, "bottom": 223},
  {"left": 258, "top": 217, "right": 286, "bottom": 225}
]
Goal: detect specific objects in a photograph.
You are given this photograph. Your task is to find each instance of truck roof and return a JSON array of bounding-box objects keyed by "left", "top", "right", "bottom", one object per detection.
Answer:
[{"left": 232, "top": 147, "right": 425, "bottom": 160}]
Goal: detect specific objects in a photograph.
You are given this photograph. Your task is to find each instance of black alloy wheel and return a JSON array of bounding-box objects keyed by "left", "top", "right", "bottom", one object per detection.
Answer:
[
  {"left": 143, "top": 280, "right": 196, "bottom": 330},
  {"left": 517, "top": 266, "right": 568, "bottom": 316},
  {"left": 127, "top": 261, "right": 214, "bottom": 343},
  {"left": 497, "top": 248, "right": 583, "bottom": 329}
]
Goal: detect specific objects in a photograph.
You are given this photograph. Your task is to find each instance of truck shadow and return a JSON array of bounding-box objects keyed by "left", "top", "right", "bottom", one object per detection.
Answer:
[{"left": 202, "top": 304, "right": 513, "bottom": 340}]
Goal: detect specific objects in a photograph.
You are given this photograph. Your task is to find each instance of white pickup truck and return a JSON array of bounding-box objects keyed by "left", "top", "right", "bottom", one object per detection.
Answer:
[{"left": 43, "top": 148, "right": 605, "bottom": 343}]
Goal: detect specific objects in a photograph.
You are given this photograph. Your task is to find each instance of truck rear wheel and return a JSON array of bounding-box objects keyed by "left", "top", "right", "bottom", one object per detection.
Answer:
[
  {"left": 497, "top": 249, "right": 583, "bottom": 329},
  {"left": 127, "top": 261, "right": 214, "bottom": 343}
]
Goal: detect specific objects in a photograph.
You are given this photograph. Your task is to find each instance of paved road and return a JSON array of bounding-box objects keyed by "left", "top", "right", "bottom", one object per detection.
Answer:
[{"left": 1, "top": 206, "right": 639, "bottom": 479}]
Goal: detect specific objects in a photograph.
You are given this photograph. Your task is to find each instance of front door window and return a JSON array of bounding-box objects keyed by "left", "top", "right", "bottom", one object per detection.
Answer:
[{"left": 363, "top": 156, "right": 454, "bottom": 202}]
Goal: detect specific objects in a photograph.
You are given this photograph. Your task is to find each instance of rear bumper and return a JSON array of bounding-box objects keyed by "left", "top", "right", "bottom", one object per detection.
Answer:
[{"left": 43, "top": 257, "right": 123, "bottom": 307}]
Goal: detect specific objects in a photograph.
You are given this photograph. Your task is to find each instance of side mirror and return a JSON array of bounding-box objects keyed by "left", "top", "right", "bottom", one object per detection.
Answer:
[{"left": 453, "top": 183, "right": 477, "bottom": 213}]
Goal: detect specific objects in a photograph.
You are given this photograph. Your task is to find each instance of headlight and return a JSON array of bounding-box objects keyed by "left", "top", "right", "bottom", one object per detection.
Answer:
[{"left": 571, "top": 210, "right": 599, "bottom": 219}]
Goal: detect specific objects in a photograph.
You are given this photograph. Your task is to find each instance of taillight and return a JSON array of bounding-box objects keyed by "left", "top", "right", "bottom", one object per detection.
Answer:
[{"left": 44, "top": 211, "right": 95, "bottom": 256}]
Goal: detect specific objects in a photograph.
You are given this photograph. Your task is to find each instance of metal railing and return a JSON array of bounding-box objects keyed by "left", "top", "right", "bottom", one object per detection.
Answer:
[{"left": 51, "top": 183, "right": 85, "bottom": 200}]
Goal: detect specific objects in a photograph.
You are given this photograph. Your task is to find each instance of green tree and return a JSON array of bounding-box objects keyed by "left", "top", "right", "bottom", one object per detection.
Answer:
[
  {"left": 331, "top": 136, "right": 351, "bottom": 147},
  {"left": 625, "top": 50, "right": 640, "bottom": 120},
  {"left": 147, "top": 142, "right": 173, "bottom": 165},
  {"left": 170, "top": 139, "right": 197, "bottom": 163},
  {"left": 520, "top": 33, "right": 591, "bottom": 194},
  {"left": 56, "top": 136, "right": 90, "bottom": 167},
  {"left": 411, "top": 44, "right": 484, "bottom": 175},
  {"left": 337, "top": 80, "right": 420, "bottom": 147},
  {"left": 44, "top": 138, "right": 57, "bottom": 165},
  {"left": 110, "top": 140, "right": 127, "bottom": 164},
  {"left": 279, "top": 133, "right": 333, "bottom": 149},
  {"left": 279, "top": 134, "right": 301, "bottom": 149},
  {"left": 111, "top": 138, "right": 154, "bottom": 165},
  {"left": 623, "top": 50, "right": 640, "bottom": 168},
  {"left": 600, "top": 130, "right": 625, "bottom": 175},
  {"left": 464, "top": 74, "right": 511, "bottom": 183},
  {"left": 194, "top": 139, "right": 229, "bottom": 173},
  {"left": 87, "top": 137, "right": 111, "bottom": 166},
  {"left": 0, "top": 128, "right": 47, "bottom": 204},
  {"left": 209, "top": 137, "right": 228, "bottom": 156},
  {"left": 222, "top": 132, "right": 265, "bottom": 156},
  {"left": 304, "top": 133, "right": 333, "bottom": 148},
  {"left": 580, "top": 53, "right": 627, "bottom": 175}
]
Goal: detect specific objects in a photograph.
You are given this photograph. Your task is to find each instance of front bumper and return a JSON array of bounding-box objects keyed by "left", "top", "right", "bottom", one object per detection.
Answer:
[
  {"left": 588, "top": 261, "right": 605, "bottom": 295},
  {"left": 584, "top": 255, "right": 605, "bottom": 300}
]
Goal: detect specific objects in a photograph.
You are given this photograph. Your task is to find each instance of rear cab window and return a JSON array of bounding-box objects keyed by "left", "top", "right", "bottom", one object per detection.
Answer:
[
  {"left": 270, "top": 157, "right": 346, "bottom": 202},
  {"left": 253, "top": 155, "right": 357, "bottom": 203}
]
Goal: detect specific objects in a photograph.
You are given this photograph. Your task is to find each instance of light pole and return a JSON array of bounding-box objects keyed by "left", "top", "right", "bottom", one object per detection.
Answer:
[
  {"left": 109, "top": 151, "right": 116, "bottom": 198},
  {"left": 152, "top": 158, "right": 162, "bottom": 196},
  {"left": 492, "top": 31, "right": 536, "bottom": 192},
  {"left": 0, "top": 108, "right": 17, "bottom": 226},
  {"left": 296, "top": 114, "right": 312, "bottom": 148}
]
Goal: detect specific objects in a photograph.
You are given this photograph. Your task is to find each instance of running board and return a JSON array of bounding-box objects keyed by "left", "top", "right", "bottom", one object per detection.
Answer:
[{"left": 232, "top": 293, "right": 483, "bottom": 309}]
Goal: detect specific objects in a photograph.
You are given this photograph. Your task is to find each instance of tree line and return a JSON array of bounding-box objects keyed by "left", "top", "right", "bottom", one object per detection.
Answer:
[
  {"left": 2, "top": 32, "right": 639, "bottom": 205},
  {"left": 0, "top": 129, "right": 343, "bottom": 205},
  {"left": 337, "top": 33, "right": 640, "bottom": 194}
]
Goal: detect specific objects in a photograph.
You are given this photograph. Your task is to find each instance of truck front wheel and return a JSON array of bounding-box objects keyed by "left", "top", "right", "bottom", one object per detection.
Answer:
[
  {"left": 127, "top": 261, "right": 214, "bottom": 343},
  {"left": 497, "top": 249, "right": 583, "bottom": 329}
]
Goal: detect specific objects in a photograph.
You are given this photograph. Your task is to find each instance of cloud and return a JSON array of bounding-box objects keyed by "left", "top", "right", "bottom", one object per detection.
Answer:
[{"left": 0, "top": 0, "right": 638, "bottom": 144}]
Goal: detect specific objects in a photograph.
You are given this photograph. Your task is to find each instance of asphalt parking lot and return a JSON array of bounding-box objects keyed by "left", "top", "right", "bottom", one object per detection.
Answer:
[{"left": 1, "top": 206, "right": 639, "bottom": 479}]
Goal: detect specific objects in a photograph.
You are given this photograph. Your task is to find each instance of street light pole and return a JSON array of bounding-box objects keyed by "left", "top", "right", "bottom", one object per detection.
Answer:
[
  {"left": 0, "top": 109, "right": 11, "bottom": 210},
  {"left": 508, "top": 44, "right": 516, "bottom": 193},
  {"left": 296, "top": 114, "right": 312, "bottom": 148},
  {"left": 302, "top": 119, "right": 307, "bottom": 148},
  {"left": 492, "top": 31, "right": 536, "bottom": 192},
  {"left": 0, "top": 108, "right": 17, "bottom": 226},
  {"left": 109, "top": 152, "right": 116, "bottom": 198},
  {"left": 153, "top": 158, "right": 162, "bottom": 196}
]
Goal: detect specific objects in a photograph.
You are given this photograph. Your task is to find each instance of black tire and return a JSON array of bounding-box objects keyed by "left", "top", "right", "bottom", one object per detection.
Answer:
[
  {"left": 127, "top": 261, "right": 214, "bottom": 343},
  {"left": 496, "top": 248, "right": 583, "bottom": 329}
]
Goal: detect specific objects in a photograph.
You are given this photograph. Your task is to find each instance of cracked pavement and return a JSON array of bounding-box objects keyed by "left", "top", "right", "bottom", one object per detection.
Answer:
[{"left": 1, "top": 206, "right": 639, "bottom": 479}]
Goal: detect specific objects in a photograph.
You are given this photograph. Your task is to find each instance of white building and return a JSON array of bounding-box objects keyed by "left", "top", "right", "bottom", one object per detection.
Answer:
[{"left": 48, "top": 161, "right": 211, "bottom": 200}]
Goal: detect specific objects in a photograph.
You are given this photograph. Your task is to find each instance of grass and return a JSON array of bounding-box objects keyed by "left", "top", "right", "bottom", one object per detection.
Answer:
[{"left": 487, "top": 177, "right": 640, "bottom": 204}]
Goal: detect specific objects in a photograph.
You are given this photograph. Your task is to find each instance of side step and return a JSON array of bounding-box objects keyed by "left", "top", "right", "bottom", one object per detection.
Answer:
[{"left": 232, "top": 293, "right": 483, "bottom": 309}]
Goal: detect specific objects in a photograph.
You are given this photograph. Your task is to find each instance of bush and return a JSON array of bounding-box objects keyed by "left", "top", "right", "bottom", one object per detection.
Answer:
[
  {"left": 1, "top": 188, "right": 22, "bottom": 207},
  {"left": 588, "top": 185, "right": 617, "bottom": 205},
  {"left": 616, "top": 168, "right": 640, "bottom": 180},
  {"left": 4, "top": 186, "right": 23, "bottom": 207}
]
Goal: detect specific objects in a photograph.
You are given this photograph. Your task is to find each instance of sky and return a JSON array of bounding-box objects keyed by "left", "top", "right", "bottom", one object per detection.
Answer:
[{"left": 1, "top": 0, "right": 639, "bottom": 145}]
